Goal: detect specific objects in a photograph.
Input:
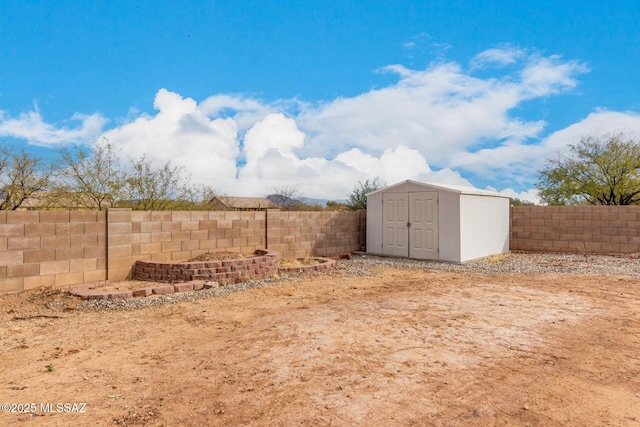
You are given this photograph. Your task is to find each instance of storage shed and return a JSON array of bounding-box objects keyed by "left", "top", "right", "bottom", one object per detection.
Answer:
[{"left": 366, "top": 180, "right": 510, "bottom": 263}]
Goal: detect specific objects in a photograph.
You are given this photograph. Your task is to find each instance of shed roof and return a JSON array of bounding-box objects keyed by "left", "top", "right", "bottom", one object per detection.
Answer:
[{"left": 367, "top": 180, "right": 509, "bottom": 198}]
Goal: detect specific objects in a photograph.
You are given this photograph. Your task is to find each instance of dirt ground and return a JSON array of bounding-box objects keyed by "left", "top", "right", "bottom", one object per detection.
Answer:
[{"left": 1, "top": 264, "right": 639, "bottom": 426}]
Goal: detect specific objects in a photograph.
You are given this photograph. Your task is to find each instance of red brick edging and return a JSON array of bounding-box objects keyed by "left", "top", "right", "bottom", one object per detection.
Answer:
[
  {"left": 277, "top": 257, "right": 336, "bottom": 274},
  {"left": 132, "top": 249, "right": 280, "bottom": 284},
  {"left": 70, "top": 250, "right": 338, "bottom": 300},
  {"left": 70, "top": 279, "right": 220, "bottom": 300}
]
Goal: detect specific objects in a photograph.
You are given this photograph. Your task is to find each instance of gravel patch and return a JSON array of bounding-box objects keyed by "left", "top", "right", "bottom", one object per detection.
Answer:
[
  {"left": 77, "top": 252, "right": 640, "bottom": 312},
  {"left": 345, "top": 252, "right": 640, "bottom": 277}
]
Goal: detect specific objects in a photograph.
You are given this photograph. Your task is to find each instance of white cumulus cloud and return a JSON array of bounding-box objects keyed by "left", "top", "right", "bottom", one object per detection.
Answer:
[
  {"left": 101, "top": 89, "right": 240, "bottom": 186},
  {"left": 470, "top": 45, "right": 526, "bottom": 69},
  {"left": 4, "top": 46, "right": 640, "bottom": 205},
  {"left": 0, "top": 108, "right": 106, "bottom": 146}
]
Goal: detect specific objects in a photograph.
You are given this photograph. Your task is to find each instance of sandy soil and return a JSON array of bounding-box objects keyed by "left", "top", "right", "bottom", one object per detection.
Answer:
[{"left": 1, "top": 266, "right": 639, "bottom": 426}]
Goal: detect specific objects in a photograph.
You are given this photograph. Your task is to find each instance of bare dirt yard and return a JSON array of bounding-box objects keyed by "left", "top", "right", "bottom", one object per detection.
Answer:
[{"left": 1, "top": 254, "right": 639, "bottom": 426}]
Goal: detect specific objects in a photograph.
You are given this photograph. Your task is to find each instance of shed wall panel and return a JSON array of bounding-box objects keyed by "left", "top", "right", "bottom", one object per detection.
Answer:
[
  {"left": 438, "top": 191, "right": 461, "bottom": 262},
  {"left": 366, "top": 191, "right": 383, "bottom": 253},
  {"left": 459, "top": 195, "right": 510, "bottom": 262}
]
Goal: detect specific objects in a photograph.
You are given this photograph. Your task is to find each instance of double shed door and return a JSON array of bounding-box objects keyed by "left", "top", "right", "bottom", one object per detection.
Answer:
[{"left": 382, "top": 191, "right": 438, "bottom": 260}]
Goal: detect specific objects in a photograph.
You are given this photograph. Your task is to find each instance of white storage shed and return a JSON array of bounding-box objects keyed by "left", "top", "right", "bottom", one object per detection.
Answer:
[{"left": 366, "top": 180, "right": 510, "bottom": 263}]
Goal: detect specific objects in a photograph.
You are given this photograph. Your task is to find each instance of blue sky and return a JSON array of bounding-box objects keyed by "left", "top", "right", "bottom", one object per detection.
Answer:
[{"left": 2, "top": 0, "right": 640, "bottom": 202}]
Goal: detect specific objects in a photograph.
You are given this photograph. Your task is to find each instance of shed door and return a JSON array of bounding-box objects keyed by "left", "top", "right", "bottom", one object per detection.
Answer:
[
  {"left": 382, "top": 192, "right": 408, "bottom": 256},
  {"left": 409, "top": 192, "right": 438, "bottom": 260}
]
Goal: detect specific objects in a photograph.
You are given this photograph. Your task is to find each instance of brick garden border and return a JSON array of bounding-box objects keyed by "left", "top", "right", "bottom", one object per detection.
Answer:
[
  {"left": 132, "top": 249, "right": 279, "bottom": 284},
  {"left": 277, "top": 257, "right": 336, "bottom": 274},
  {"left": 70, "top": 279, "right": 220, "bottom": 300},
  {"left": 70, "top": 250, "right": 338, "bottom": 300}
]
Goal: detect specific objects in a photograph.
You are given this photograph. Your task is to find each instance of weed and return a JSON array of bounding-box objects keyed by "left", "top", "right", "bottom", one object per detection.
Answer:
[{"left": 488, "top": 253, "right": 511, "bottom": 263}]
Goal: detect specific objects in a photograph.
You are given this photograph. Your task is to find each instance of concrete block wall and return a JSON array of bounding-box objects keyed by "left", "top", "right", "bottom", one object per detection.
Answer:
[
  {"left": 1, "top": 208, "right": 366, "bottom": 295},
  {"left": 123, "top": 209, "right": 268, "bottom": 272},
  {"left": 266, "top": 210, "right": 366, "bottom": 258},
  {"left": 0, "top": 210, "right": 106, "bottom": 294},
  {"left": 5, "top": 204, "right": 640, "bottom": 295},
  {"left": 511, "top": 206, "right": 640, "bottom": 253}
]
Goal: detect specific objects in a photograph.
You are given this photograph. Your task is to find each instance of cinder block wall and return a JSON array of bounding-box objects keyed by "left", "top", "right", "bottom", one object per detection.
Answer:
[
  {"left": 5, "top": 205, "right": 640, "bottom": 294},
  {"left": 1, "top": 208, "right": 366, "bottom": 295},
  {"left": 0, "top": 210, "right": 106, "bottom": 294},
  {"left": 511, "top": 206, "right": 640, "bottom": 253},
  {"left": 127, "top": 210, "right": 268, "bottom": 264},
  {"left": 266, "top": 210, "right": 366, "bottom": 258}
]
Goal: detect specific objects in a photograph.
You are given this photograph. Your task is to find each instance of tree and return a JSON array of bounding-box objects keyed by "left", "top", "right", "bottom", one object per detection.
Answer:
[
  {"left": 346, "top": 177, "right": 386, "bottom": 210},
  {"left": 52, "top": 139, "right": 125, "bottom": 210},
  {"left": 268, "top": 185, "right": 304, "bottom": 210},
  {"left": 509, "top": 198, "right": 536, "bottom": 206},
  {"left": 325, "top": 200, "right": 349, "bottom": 211},
  {"left": 174, "top": 183, "right": 220, "bottom": 210},
  {"left": 48, "top": 139, "right": 223, "bottom": 211},
  {"left": 122, "top": 155, "right": 189, "bottom": 211},
  {"left": 0, "top": 147, "right": 51, "bottom": 210},
  {"left": 537, "top": 133, "right": 640, "bottom": 205}
]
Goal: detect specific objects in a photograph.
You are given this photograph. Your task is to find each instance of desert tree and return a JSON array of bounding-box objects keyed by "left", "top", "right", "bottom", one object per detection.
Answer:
[
  {"left": 174, "top": 183, "right": 221, "bottom": 210},
  {"left": 325, "top": 200, "right": 349, "bottom": 211},
  {"left": 268, "top": 185, "right": 304, "bottom": 210},
  {"left": 52, "top": 139, "right": 125, "bottom": 210},
  {"left": 509, "top": 198, "right": 536, "bottom": 206},
  {"left": 537, "top": 133, "right": 640, "bottom": 205},
  {"left": 122, "top": 155, "right": 194, "bottom": 211},
  {"left": 0, "top": 146, "right": 52, "bottom": 210},
  {"left": 346, "top": 176, "right": 386, "bottom": 210}
]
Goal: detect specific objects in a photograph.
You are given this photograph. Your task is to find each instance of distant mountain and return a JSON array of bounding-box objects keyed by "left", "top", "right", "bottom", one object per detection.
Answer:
[
  {"left": 266, "top": 195, "right": 347, "bottom": 208},
  {"left": 298, "top": 197, "right": 350, "bottom": 207}
]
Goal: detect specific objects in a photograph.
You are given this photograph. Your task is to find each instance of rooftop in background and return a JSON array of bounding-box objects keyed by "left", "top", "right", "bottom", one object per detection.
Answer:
[{"left": 210, "top": 196, "right": 279, "bottom": 211}]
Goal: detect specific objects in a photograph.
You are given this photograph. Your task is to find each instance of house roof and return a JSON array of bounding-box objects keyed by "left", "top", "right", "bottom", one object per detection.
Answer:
[
  {"left": 213, "top": 196, "right": 279, "bottom": 209},
  {"left": 367, "top": 180, "right": 509, "bottom": 198}
]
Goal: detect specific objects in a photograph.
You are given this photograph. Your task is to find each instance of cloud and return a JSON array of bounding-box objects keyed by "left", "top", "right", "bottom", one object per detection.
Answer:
[
  {"left": 535, "top": 109, "right": 640, "bottom": 152},
  {"left": 470, "top": 45, "right": 525, "bottom": 69},
  {"left": 242, "top": 113, "right": 304, "bottom": 163},
  {"left": 335, "top": 146, "right": 428, "bottom": 182},
  {"left": 298, "top": 62, "right": 510, "bottom": 162},
  {"left": 234, "top": 116, "right": 457, "bottom": 198},
  {"left": 197, "top": 93, "right": 280, "bottom": 135},
  {"left": 294, "top": 52, "right": 581, "bottom": 169},
  {"left": 401, "top": 32, "right": 450, "bottom": 60},
  {"left": 449, "top": 109, "right": 640, "bottom": 193},
  {"left": 230, "top": 114, "right": 473, "bottom": 198},
  {"left": 495, "top": 187, "right": 541, "bottom": 204},
  {"left": 101, "top": 89, "right": 240, "bottom": 185},
  {"left": 519, "top": 54, "right": 588, "bottom": 98},
  {"left": 1, "top": 47, "right": 631, "bottom": 205},
  {"left": 0, "top": 108, "right": 106, "bottom": 146}
]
